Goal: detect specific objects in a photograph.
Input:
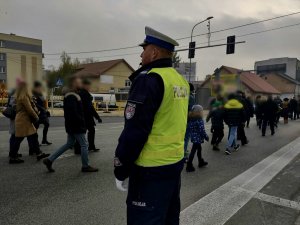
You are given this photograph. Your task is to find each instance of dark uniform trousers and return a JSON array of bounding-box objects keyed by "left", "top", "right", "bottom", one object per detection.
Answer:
[{"left": 127, "top": 166, "right": 182, "bottom": 225}]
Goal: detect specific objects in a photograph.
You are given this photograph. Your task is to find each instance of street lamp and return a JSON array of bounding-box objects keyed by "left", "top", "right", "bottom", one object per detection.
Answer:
[{"left": 189, "top": 16, "right": 214, "bottom": 82}]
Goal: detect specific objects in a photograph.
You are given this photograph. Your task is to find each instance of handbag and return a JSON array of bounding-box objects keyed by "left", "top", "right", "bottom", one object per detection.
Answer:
[
  {"left": 2, "top": 106, "right": 16, "bottom": 119},
  {"left": 2, "top": 95, "right": 16, "bottom": 119}
]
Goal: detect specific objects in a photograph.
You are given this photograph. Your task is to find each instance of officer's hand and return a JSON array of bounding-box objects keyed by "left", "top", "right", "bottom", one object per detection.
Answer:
[
  {"left": 205, "top": 136, "right": 209, "bottom": 142},
  {"left": 115, "top": 178, "right": 128, "bottom": 192},
  {"left": 98, "top": 118, "right": 102, "bottom": 123}
]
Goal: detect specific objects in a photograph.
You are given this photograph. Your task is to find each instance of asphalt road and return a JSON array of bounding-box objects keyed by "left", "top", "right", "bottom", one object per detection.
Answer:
[
  {"left": 0, "top": 116, "right": 124, "bottom": 131},
  {"left": 0, "top": 117, "right": 299, "bottom": 225}
]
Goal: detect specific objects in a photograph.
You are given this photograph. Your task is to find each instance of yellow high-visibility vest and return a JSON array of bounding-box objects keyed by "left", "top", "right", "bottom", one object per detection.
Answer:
[{"left": 135, "top": 67, "right": 189, "bottom": 167}]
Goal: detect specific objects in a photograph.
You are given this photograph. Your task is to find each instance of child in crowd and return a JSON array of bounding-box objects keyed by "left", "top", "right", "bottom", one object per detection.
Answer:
[
  {"left": 186, "top": 105, "right": 209, "bottom": 172},
  {"left": 206, "top": 101, "right": 224, "bottom": 151}
]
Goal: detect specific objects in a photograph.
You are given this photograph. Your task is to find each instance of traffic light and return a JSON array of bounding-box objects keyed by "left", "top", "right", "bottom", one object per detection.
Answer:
[
  {"left": 188, "top": 41, "right": 195, "bottom": 59},
  {"left": 226, "top": 35, "right": 235, "bottom": 54}
]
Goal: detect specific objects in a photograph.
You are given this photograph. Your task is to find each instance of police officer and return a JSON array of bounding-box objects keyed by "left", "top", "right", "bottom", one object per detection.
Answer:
[{"left": 114, "top": 27, "right": 189, "bottom": 225}]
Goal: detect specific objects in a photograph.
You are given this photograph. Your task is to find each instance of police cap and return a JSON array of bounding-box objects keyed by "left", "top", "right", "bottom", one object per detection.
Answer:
[{"left": 139, "top": 26, "right": 179, "bottom": 52}]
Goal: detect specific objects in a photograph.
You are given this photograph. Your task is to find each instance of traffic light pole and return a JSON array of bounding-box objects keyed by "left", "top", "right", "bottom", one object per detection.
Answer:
[
  {"left": 188, "top": 17, "right": 213, "bottom": 82},
  {"left": 178, "top": 41, "right": 246, "bottom": 53}
]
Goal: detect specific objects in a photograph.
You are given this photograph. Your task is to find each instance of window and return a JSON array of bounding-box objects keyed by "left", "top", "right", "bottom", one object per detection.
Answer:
[
  {"left": 0, "top": 40, "right": 5, "bottom": 48},
  {"left": 125, "top": 80, "right": 131, "bottom": 87},
  {"left": 0, "top": 66, "right": 6, "bottom": 73},
  {"left": 0, "top": 53, "right": 4, "bottom": 61}
]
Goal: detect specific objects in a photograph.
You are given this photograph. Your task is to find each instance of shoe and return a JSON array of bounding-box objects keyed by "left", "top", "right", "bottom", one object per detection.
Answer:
[
  {"left": 233, "top": 144, "right": 240, "bottom": 152},
  {"left": 43, "top": 158, "right": 55, "bottom": 172},
  {"left": 212, "top": 145, "right": 220, "bottom": 151},
  {"left": 186, "top": 164, "right": 195, "bottom": 172},
  {"left": 42, "top": 141, "right": 52, "bottom": 146},
  {"left": 262, "top": 134, "right": 265, "bottom": 137},
  {"left": 37, "top": 153, "right": 50, "bottom": 161},
  {"left": 242, "top": 140, "right": 249, "bottom": 146},
  {"left": 89, "top": 148, "right": 100, "bottom": 152},
  {"left": 198, "top": 161, "right": 208, "bottom": 168},
  {"left": 271, "top": 132, "right": 275, "bottom": 136},
  {"left": 9, "top": 158, "right": 24, "bottom": 164},
  {"left": 81, "top": 166, "right": 98, "bottom": 172},
  {"left": 225, "top": 149, "right": 231, "bottom": 155}
]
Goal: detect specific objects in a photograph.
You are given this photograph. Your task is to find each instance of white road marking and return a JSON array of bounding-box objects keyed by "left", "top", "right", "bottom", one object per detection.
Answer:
[
  {"left": 180, "top": 137, "right": 300, "bottom": 225},
  {"left": 254, "top": 192, "right": 300, "bottom": 211}
]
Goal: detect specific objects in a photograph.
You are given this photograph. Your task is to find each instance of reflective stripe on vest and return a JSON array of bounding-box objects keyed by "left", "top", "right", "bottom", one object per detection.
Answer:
[{"left": 135, "top": 67, "right": 189, "bottom": 167}]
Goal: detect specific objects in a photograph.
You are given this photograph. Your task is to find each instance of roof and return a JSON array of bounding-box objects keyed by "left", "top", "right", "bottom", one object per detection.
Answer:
[
  {"left": 260, "top": 72, "right": 299, "bottom": 85},
  {"left": 201, "top": 65, "right": 280, "bottom": 94},
  {"left": 74, "top": 59, "right": 134, "bottom": 78},
  {"left": 240, "top": 71, "right": 280, "bottom": 94}
]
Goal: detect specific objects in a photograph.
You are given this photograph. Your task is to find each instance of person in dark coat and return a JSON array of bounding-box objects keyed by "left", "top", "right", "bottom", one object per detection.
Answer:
[
  {"left": 32, "top": 81, "right": 52, "bottom": 145},
  {"left": 297, "top": 97, "right": 300, "bottom": 119},
  {"left": 282, "top": 98, "right": 290, "bottom": 124},
  {"left": 43, "top": 76, "right": 98, "bottom": 173},
  {"left": 236, "top": 91, "right": 248, "bottom": 146},
  {"left": 186, "top": 105, "right": 209, "bottom": 172},
  {"left": 223, "top": 93, "right": 245, "bottom": 155},
  {"left": 206, "top": 101, "right": 224, "bottom": 151},
  {"left": 273, "top": 96, "right": 282, "bottom": 124},
  {"left": 261, "top": 96, "right": 278, "bottom": 136},
  {"left": 288, "top": 97, "right": 298, "bottom": 120},
  {"left": 74, "top": 79, "right": 102, "bottom": 154},
  {"left": 255, "top": 95, "right": 263, "bottom": 129},
  {"left": 245, "top": 96, "right": 254, "bottom": 127}
]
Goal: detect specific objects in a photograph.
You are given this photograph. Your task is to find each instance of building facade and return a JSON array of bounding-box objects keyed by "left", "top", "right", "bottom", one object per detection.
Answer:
[
  {"left": 174, "top": 62, "right": 196, "bottom": 82},
  {"left": 74, "top": 59, "right": 134, "bottom": 94},
  {"left": 0, "top": 33, "right": 43, "bottom": 90},
  {"left": 255, "top": 57, "right": 300, "bottom": 81},
  {"left": 198, "top": 65, "right": 280, "bottom": 109}
]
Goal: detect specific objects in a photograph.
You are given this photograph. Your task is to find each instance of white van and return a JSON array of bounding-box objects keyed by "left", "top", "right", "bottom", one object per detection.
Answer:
[{"left": 91, "top": 93, "right": 116, "bottom": 107}]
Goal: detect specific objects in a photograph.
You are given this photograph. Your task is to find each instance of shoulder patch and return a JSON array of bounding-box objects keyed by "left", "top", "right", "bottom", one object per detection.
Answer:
[{"left": 125, "top": 102, "right": 136, "bottom": 120}]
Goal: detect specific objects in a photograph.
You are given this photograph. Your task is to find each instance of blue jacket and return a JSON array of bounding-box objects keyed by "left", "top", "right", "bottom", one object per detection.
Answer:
[{"left": 190, "top": 118, "right": 208, "bottom": 144}]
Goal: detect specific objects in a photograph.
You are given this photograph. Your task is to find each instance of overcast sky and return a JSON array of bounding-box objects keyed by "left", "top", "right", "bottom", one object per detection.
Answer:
[{"left": 1, "top": 0, "right": 300, "bottom": 79}]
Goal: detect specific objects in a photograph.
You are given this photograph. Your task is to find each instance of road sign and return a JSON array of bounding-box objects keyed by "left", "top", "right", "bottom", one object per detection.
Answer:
[{"left": 56, "top": 78, "right": 63, "bottom": 87}]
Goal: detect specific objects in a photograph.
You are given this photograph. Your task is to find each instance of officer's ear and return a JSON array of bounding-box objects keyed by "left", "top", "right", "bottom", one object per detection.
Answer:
[{"left": 151, "top": 47, "right": 160, "bottom": 60}]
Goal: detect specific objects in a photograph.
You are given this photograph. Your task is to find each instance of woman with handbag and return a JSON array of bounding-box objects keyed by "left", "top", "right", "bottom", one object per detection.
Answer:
[{"left": 9, "top": 78, "right": 49, "bottom": 164}]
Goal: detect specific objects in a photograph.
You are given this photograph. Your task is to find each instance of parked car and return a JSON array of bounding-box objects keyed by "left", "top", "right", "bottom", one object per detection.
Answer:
[{"left": 53, "top": 101, "right": 64, "bottom": 108}]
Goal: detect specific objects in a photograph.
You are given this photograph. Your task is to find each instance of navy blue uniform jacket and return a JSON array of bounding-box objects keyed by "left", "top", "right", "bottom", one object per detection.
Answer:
[{"left": 114, "top": 58, "right": 184, "bottom": 181}]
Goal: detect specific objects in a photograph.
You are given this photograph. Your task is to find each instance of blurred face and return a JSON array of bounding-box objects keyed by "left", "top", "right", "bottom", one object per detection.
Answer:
[
  {"left": 83, "top": 83, "right": 91, "bottom": 92},
  {"left": 34, "top": 86, "right": 42, "bottom": 94},
  {"left": 72, "top": 77, "right": 82, "bottom": 90}
]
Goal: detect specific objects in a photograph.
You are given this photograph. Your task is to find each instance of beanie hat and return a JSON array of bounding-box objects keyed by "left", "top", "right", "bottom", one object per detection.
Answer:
[
  {"left": 16, "top": 76, "right": 25, "bottom": 87},
  {"left": 192, "top": 104, "right": 203, "bottom": 112}
]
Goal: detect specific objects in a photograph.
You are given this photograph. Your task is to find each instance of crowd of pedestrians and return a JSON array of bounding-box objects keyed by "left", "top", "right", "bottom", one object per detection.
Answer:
[
  {"left": 184, "top": 84, "right": 300, "bottom": 172},
  {"left": 3, "top": 76, "right": 101, "bottom": 172},
  {"left": 4, "top": 78, "right": 300, "bottom": 172}
]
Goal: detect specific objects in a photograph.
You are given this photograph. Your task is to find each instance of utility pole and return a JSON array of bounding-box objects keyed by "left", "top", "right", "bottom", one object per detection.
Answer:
[
  {"left": 188, "top": 16, "right": 214, "bottom": 82},
  {"left": 207, "top": 20, "right": 211, "bottom": 46}
]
